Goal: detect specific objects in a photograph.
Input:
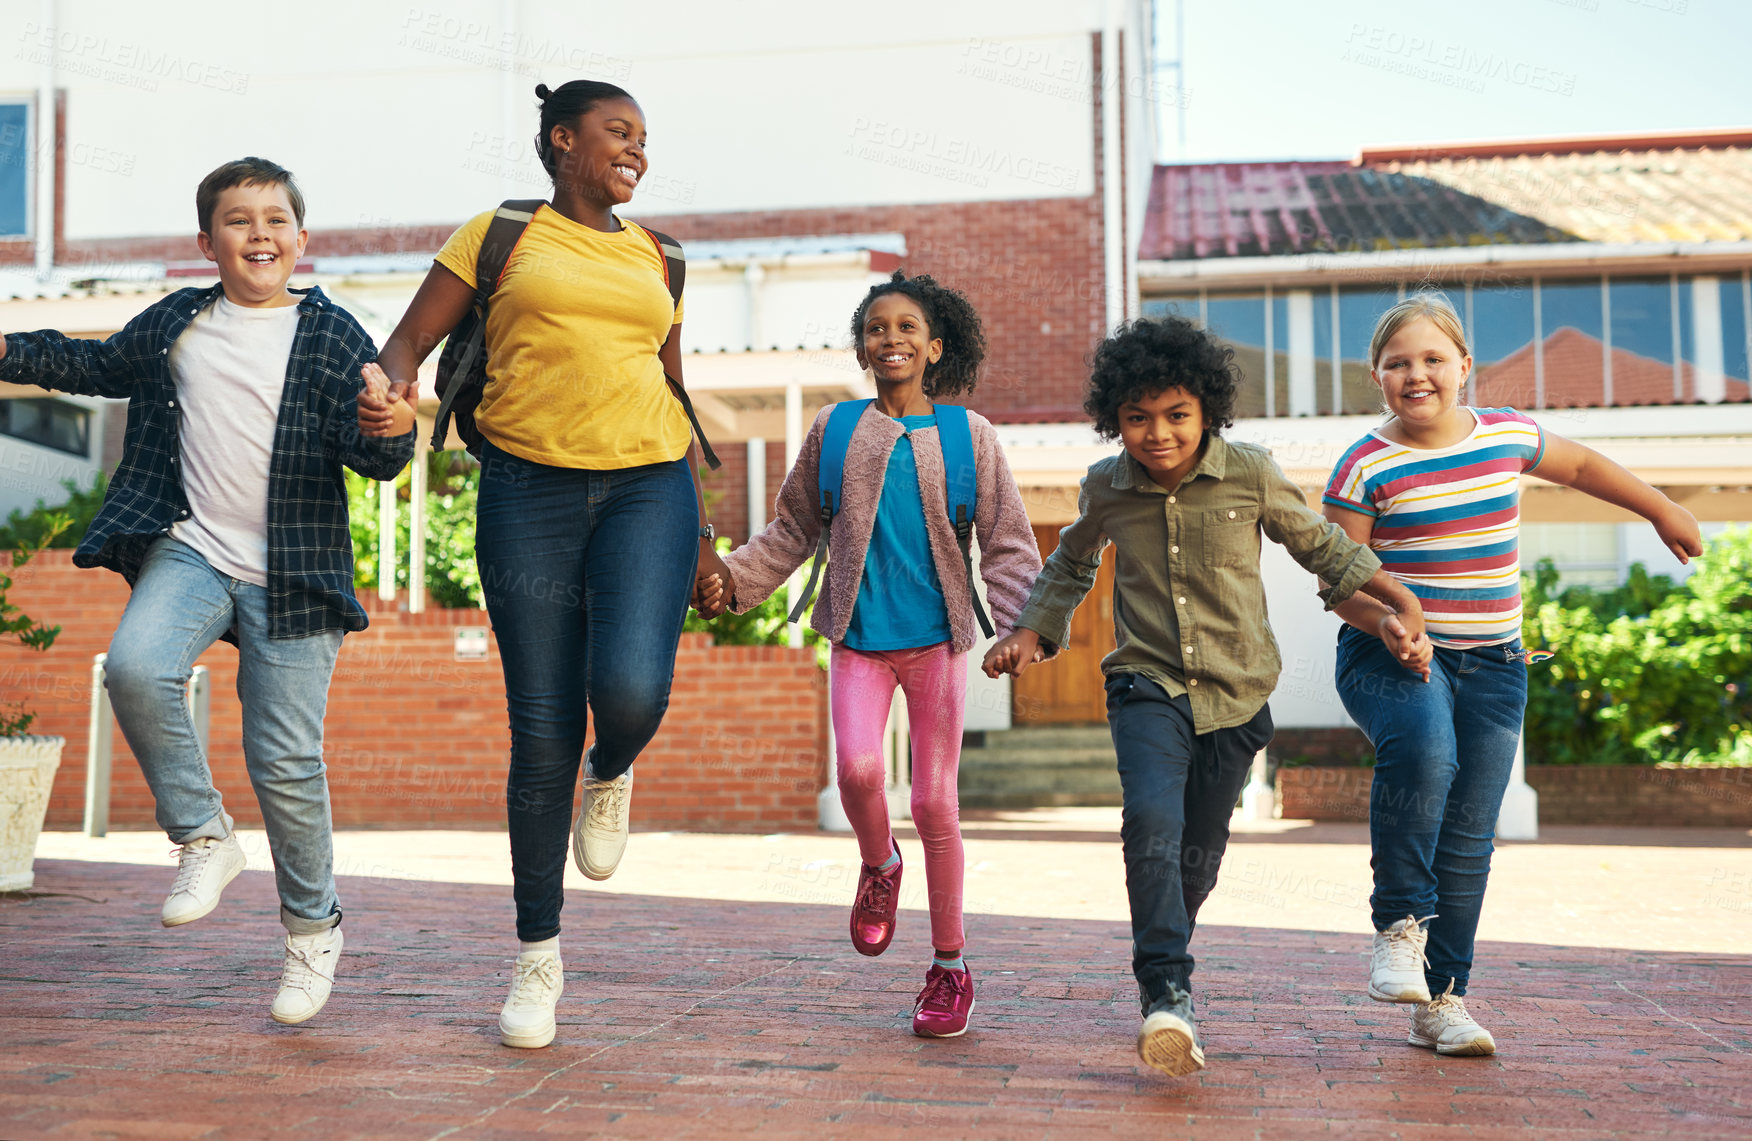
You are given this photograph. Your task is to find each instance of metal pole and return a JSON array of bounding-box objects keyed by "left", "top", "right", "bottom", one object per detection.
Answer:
[
  {"left": 1240, "top": 747, "right": 1275, "bottom": 820},
  {"left": 408, "top": 438, "right": 429, "bottom": 614},
  {"left": 83, "top": 653, "right": 111, "bottom": 838}
]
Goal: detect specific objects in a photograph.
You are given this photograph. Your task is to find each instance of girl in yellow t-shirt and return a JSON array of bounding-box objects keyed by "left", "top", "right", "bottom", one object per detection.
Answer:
[{"left": 363, "top": 80, "right": 730, "bottom": 1050}]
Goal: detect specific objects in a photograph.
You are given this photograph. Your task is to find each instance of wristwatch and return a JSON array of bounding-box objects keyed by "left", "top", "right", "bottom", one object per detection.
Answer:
[{"left": 699, "top": 523, "right": 715, "bottom": 541}]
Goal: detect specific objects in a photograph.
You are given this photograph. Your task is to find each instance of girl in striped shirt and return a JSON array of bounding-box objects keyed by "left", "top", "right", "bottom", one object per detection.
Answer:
[{"left": 1321, "top": 293, "right": 1700, "bottom": 1057}]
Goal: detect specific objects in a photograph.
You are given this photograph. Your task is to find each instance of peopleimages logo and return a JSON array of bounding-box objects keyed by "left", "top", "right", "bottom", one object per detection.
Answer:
[
  {"left": 17, "top": 21, "right": 250, "bottom": 95},
  {"left": 846, "top": 118, "right": 1081, "bottom": 193}
]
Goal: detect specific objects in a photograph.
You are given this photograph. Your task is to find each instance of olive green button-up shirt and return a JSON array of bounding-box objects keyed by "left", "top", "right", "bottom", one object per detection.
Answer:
[{"left": 1013, "top": 436, "right": 1382, "bottom": 734}]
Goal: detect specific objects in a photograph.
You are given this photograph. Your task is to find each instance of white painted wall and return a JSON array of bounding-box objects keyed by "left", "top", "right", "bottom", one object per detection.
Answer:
[{"left": 1, "top": 0, "right": 1155, "bottom": 243}]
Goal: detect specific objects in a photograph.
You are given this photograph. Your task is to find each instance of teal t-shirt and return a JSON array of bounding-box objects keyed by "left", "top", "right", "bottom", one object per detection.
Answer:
[{"left": 842, "top": 414, "right": 953, "bottom": 651}]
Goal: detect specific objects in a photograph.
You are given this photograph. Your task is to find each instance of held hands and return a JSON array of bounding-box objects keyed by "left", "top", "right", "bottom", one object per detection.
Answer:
[
  {"left": 1378, "top": 610, "right": 1432, "bottom": 683},
  {"left": 692, "top": 545, "right": 736, "bottom": 619},
  {"left": 982, "top": 628, "right": 1045, "bottom": 679},
  {"left": 357, "top": 362, "right": 418, "bottom": 438},
  {"left": 1655, "top": 502, "right": 1704, "bottom": 565}
]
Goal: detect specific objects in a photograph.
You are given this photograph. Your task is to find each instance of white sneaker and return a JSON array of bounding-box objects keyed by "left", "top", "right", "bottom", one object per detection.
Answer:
[
  {"left": 160, "top": 833, "right": 247, "bottom": 927},
  {"left": 1409, "top": 980, "right": 1497, "bottom": 1056},
  {"left": 499, "top": 950, "right": 564, "bottom": 1049},
  {"left": 1369, "top": 914, "right": 1435, "bottom": 1003},
  {"left": 270, "top": 925, "right": 343, "bottom": 1025},
  {"left": 573, "top": 768, "right": 633, "bottom": 881}
]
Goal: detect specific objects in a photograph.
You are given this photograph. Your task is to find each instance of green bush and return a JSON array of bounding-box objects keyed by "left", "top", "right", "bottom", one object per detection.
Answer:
[
  {"left": 347, "top": 451, "right": 482, "bottom": 608},
  {"left": 1, "top": 515, "right": 71, "bottom": 735},
  {"left": 1522, "top": 527, "right": 1752, "bottom": 766},
  {"left": 0, "top": 473, "right": 106, "bottom": 550}
]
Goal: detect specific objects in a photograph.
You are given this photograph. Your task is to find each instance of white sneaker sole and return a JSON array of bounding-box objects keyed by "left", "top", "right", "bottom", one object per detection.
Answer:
[
  {"left": 1138, "top": 1014, "right": 1205, "bottom": 1077},
  {"left": 500, "top": 1019, "right": 557, "bottom": 1049},
  {"left": 1408, "top": 1029, "right": 1497, "bottom": 1056},
  {"left": 1369, "top": 979, "right": 1433, "bottom": 1003},
  {"left": 913, "top": 998, "right": 975, "bottom": 1038},
  {"left": 161, "top": 857, "right": 245, "bottom": 927}
]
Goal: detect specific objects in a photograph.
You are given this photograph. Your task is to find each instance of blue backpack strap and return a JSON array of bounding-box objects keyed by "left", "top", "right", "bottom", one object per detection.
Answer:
[
  {"left": 788, "top": 399, "right": 873, "bottom": 624},
  {"left": 934, "top": 404, "right": 995, "bottom": 639}
]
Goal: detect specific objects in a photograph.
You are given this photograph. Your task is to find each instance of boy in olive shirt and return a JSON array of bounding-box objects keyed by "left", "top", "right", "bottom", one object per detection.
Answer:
[{"left": 983, "top": 317, "right": 1425, "bottom": 1077}]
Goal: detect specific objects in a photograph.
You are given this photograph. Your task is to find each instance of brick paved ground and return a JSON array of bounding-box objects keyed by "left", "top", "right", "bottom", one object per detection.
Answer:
[{"left": 3, "top": 824, "right": 1750, "bottom": 1139}]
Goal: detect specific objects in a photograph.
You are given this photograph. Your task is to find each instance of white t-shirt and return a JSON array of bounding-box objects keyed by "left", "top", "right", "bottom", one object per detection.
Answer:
[{"left": 167, "top": 295, "right": 302, "bottom": 587}]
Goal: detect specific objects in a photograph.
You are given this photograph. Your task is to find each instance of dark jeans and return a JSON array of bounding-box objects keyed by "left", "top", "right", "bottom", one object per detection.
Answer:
[
  {"left": 1107, "top": 673, "right": 1273, "bottom": 1010},
  {"left": 476, "top": 442, "right": 699, "bottom": 942},
  {"left": 1335, "top": 624, "right": 1527, "bottom": 996}
]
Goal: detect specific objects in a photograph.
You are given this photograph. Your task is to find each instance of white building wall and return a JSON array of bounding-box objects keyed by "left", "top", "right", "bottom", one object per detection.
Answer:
[{"left": 2, "top": 0, "right": 1139, "bottom": 243}]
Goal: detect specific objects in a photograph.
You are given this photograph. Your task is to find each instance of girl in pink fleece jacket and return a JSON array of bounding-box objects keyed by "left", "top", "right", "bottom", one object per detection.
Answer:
[{"left": 694, "top": 271, "right": 1040, "bottom": 1039}]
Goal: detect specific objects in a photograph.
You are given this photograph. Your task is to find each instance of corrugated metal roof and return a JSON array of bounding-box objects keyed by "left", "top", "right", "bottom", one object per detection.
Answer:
[{"left": 1140, "top": 134, "right": 1752, "bottom": 261}]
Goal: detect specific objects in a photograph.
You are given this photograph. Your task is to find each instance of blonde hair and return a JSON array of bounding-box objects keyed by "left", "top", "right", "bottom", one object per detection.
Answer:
[{"left": 1368, "top": 292, "right": 1470, "bottom": 371}]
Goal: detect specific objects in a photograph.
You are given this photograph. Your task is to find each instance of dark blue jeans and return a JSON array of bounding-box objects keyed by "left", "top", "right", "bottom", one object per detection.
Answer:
[
  {"left": 1107, "top": 673, "right": 1274, "bottom": 1010},
  {"left": 1335, "top": 624, "right": 1527, "bottom": 996},
  {"left": 476, "top": 442, "right": 699, "bottom": 942}
]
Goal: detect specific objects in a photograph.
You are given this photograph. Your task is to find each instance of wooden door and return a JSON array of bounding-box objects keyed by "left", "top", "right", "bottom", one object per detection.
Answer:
[{"left": 1013, "top": 523, "right": 1118, "bottom": 724}]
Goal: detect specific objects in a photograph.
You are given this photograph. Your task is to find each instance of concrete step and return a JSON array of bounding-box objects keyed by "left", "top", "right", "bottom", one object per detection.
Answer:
[{"left": 957, "top": 725, "right": 1121, "bottom": 808}]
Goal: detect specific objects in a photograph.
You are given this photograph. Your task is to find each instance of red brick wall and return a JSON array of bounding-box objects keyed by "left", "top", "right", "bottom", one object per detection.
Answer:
[
  {"left": 1277, "top": 765, "right": 1752, "bottom": 827},
  {"left": 1, "top": 552, "right": 827, "bottom": 832}
]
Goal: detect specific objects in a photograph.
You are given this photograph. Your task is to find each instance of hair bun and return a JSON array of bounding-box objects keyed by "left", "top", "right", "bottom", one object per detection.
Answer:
[{"left": 534, "top": 83, "right": 552, "bottom": 101}]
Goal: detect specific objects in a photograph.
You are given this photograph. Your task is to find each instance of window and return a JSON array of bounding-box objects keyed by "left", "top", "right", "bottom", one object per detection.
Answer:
[
  {"left": 1470, "top": 282, "right": 1537, "bottom": 409},
  {"left": 1204, "top": 293, "right": 1269, "bottom": 418},
  {"left": 1141, "top": 296, "right": 1200, "bottom": 322},
  {"left": 1722, "top": 275, "right": 1750, "bottom": 392},
  {"left": 0, "top": 399, "right": 90, "bottom": 456},
  {"left": 1608, "top": 277, "right": 1676, "bottom": 405},
  {"left": 1537, "top": 279, "right": 1605, "bottom": 408},
  {"left": 0, "top": 100, "right": 28, "bottom": 238},
  {"left": 1522, "top": 523, "right": 1623, "bottom": 591},
  {"left": 1335, "top": 287, "right": 1402, "bottom": 415}
]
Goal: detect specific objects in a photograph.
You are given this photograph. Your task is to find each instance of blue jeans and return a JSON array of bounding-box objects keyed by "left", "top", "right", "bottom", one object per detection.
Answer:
[
  {"left": 1335, "top": 625, "right": 1527, "bottom": 996},
  {"left": 476, "top": 443, "right": 699, "bottom": 942},
  {"left": 1107, "top": 673, "right": 1274, "bottom": 1010},
  {"left": 104, "top": 537, "right": 342, "bottom": 934}
]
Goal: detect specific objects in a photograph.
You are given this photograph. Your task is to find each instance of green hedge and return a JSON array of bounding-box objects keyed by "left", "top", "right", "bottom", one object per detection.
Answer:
[{"left": 1522, "top": 527, "right": 1751, "bottom": 766}]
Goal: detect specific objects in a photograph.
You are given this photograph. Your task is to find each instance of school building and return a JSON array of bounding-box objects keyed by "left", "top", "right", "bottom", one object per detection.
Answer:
[{"left": 3, "top": 5, "right": 1749, "bottom": 823}]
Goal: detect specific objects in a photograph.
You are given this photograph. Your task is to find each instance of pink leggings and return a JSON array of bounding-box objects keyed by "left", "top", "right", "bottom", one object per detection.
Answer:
[{"left": 831, "top": 641, "right": 968, "bottom": 951}]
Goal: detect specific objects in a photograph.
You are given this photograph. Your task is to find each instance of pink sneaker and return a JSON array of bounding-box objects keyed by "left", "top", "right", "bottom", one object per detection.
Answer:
[
  {"left": 912, "top": 963, "right": 975, "bottom": 1038},
  {"left": 849, "top": 841, "right": 902, "bottom": 957}
]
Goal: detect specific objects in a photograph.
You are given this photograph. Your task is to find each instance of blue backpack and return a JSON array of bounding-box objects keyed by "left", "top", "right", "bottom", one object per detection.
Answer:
[{"left": 787, "top": 399, "right": 995, "bottom": 638}]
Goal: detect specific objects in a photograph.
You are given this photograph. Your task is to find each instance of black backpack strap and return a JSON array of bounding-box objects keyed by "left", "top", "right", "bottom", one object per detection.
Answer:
[
  {"left": 429, "top": 200, "right": 542, "bottom": 451},
  {"left": 638, "top": 224, "right": 721, "bottom": 471}
]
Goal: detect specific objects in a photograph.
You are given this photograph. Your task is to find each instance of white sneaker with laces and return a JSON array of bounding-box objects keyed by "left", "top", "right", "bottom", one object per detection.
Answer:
[
  {"left": 160, "top": 833, "right": 247, "bottom": 927},
  {"left": 270, "top": 925, "right": 343, "bottom": 1025},
  {"left": 1369, "top": 914, "right": 1435, "bottom": 1003},
  {"left": 500, "top": 950, "right": 564, "bottom": 1049},
  {"left": 573, "top": 768, "right": 633, "bottom": 881},
  {"left": 1408, "top": 980, "right": 1496, "bottom": 1056}
]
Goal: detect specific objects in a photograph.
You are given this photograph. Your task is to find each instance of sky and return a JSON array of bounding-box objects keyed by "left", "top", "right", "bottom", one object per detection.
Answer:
[{"left": 1160, "top": 0, "right": 1752, "bottom": 162}]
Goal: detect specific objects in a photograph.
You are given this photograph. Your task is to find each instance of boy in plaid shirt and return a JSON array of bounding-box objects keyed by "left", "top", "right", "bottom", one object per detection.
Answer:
[{"left": 0, "top": 157, "right": 414, "bottom": 1024}]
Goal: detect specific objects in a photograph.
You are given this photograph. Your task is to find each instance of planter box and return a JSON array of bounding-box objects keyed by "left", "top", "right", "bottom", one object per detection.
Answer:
[
  {"left": 1276, "top": 763, "right": 1752, "bottom": 827},
  {"left": 0, "top": 735, "right": 66, "bottom": 891}
]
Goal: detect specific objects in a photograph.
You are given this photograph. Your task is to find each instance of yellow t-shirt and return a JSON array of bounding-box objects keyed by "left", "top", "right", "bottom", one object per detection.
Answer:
[{"left": 434, "top": 205, "right": 689, "bottom": 469}]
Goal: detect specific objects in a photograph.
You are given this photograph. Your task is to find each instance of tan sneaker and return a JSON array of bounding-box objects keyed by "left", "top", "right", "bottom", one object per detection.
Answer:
[
  {"left": 160, "top": 833, "right": 247, "bottom": 927},
  {"left": 499, "top": 949, "right": 564, "bottom": 1049},
  {"left": 270, "top": 925, "right": 343, "bottom": 1025},
  {"left": 1369, "top": 914, "right": 1435, "bottom": 1003},
  {"left": 1408, "top": 980, "right": 1496, "bottom": 1056},
  {"left": 1137, "top": 986, "right": 1204, "bottom": 1077},
  {"left": 573, "top": 768, "right": 633, "bottom": 881}
]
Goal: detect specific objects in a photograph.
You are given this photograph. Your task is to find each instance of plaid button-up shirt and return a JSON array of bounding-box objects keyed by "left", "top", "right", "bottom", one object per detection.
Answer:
[
  {"left": 1013, "top": 435, "right": 1382, "bottom": 733},
  {"left": 0, "top": 284, "right": 413, "bottom": 638}
]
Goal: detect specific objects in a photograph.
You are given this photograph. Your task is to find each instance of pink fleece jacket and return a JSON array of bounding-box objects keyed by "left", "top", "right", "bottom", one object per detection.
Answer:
[{"left": 723, "top": 402, "right": 1042, "bottom": 654}]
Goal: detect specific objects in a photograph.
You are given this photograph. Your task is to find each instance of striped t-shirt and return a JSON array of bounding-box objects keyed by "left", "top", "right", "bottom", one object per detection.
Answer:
[{"left": 1323, "top": 408, "right": 1545, "bottom": 648}]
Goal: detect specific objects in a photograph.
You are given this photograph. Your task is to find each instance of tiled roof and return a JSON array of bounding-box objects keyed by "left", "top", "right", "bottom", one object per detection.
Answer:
[{"left": 1139, "top": 129, "right": 1752, "bottom": 261}]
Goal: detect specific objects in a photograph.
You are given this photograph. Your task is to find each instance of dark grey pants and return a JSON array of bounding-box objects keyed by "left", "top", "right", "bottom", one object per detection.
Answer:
[{"left": 1106, "top": 673, "right": 1273, "bottom": 1010}]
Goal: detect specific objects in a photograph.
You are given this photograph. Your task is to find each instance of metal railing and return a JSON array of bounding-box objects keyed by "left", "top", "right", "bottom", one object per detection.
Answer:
[{"left": 83, "top": 653, "right": 209, "bottom": 838}]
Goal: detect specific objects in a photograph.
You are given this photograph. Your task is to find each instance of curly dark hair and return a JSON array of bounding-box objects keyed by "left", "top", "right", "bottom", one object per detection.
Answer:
[
  {"left": 849, "top": 270, "right": 987, "bottom": 397},
  {"left": 1083, "top": 316, "right": 1240, "bottom": 440}
]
